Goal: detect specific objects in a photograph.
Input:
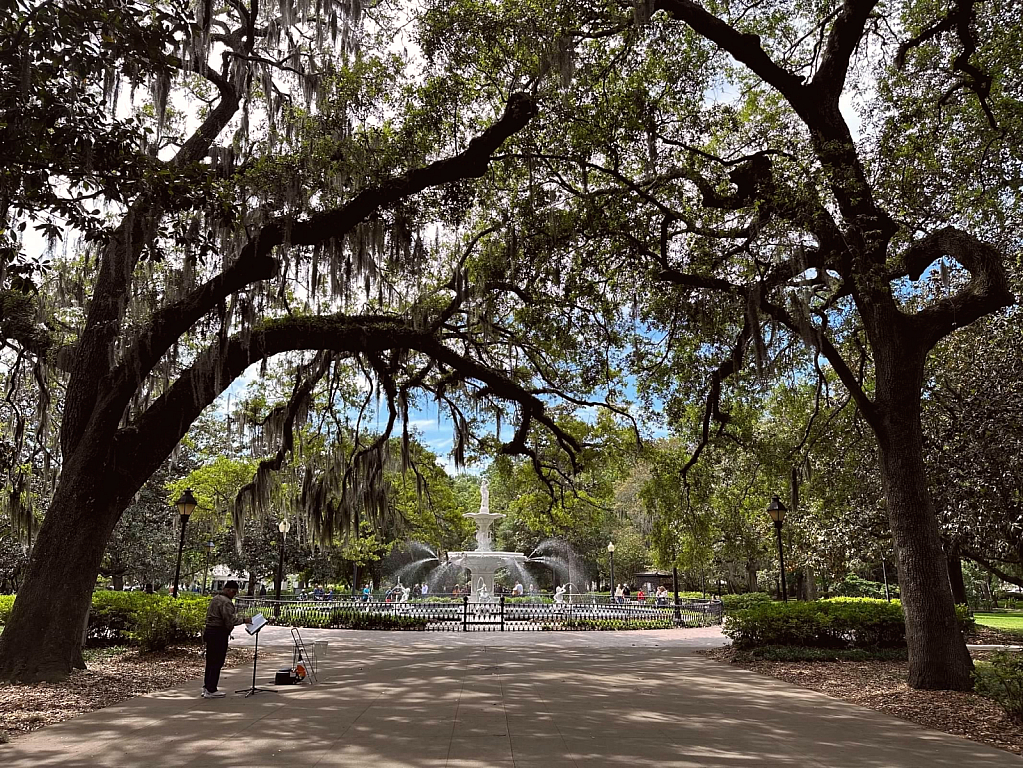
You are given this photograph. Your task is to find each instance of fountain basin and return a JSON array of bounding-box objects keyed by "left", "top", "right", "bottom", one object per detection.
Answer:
[{"left": 447, "top": 550, "right": 528, "bottom": 603}]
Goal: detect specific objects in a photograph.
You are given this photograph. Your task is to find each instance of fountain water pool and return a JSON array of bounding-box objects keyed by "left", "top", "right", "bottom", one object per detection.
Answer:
[{"left": 446, "top": 479, "right": 527, "bottom": 602}]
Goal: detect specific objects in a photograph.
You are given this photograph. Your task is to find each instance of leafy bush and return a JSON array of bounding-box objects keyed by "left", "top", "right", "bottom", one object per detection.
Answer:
[
  {"left": 720, "top": 592, "right": 772, "bottom": 612},
  {"left": 85, "top": 591, "right": 209, "bottom": 650},
  {"left": 124, "top": 595, "right": 207, "bottom": 651},
  {"left": 0, "top": 595, "right": 14, "bottom": 625},
  {"left": 725, "top": 599, "right": 906, "bottom": 649},
  {"left": 975, "top": 652, "right": 1023, "bottom": 722},
  {"left": 265, "top": 606, "right": 428, "bottom": 630},
  {"left": 726, "top": 598, "right": 974, "bottom": 650},
  {"left": 956, "top": 603, "right": 976, "bottom": 632},
  {"left": 834, "top": 574, "right": 898, "bottom": 599},
  {"left": 562, "top": 617, "right": 674, "bottom": 630}
]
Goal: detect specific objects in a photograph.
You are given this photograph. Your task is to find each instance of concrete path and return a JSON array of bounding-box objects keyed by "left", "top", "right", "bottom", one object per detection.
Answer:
[{"left": 2, "top": 628, "right": 1018, "bottom": 767}]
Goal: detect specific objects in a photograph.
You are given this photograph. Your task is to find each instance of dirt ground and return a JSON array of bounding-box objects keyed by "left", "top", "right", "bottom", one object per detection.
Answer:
[
  {"left": 707, "top": 630, "right": 1023, "bottom": 757},
  {"left": 0, "top": 645, "right": 250, "bottom": 743}
]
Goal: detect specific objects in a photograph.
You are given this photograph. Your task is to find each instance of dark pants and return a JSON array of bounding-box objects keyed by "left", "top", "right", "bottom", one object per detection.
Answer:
[{"left": 203, "top": 627, "right": 230, "bottom": 692}]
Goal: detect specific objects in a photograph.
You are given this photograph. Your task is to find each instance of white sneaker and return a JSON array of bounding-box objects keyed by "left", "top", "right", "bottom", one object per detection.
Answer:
[{"left": 202, "top": 688, "right": 227, "bottom": 698}]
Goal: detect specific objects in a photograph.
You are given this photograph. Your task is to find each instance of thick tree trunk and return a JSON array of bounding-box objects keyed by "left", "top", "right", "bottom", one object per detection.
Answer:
[
  {"left": 746, "top": 562, "right": 758, "bottom": 593},
  {"left": 875, "top": 400, "right": 973, "bottom": 690},
  {"left": 112, "top": 574, "right": 124, "bottom": 591},
  {"left": 0, "top": 465, "right": 123, "bottom": 682}
]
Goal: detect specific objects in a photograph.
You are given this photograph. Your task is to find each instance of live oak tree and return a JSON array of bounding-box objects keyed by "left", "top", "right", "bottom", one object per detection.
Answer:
[
  {"left": 421, "top": 0, "right": 1019, "bottom": 688},
  {"left": 0, "top": 1, "right": 581, "bottom": 682}
]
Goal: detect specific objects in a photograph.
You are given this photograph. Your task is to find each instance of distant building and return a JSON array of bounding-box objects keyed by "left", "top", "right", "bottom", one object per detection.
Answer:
[{"left": 633, "top": 570, "right": 674, "bottom": 592}]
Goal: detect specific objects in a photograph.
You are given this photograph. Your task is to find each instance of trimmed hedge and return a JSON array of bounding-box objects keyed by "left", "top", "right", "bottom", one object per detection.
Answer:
[
  {"left": 720, "top": 592, "right": 772, "bottom": 612},
  {"left": 0, "top": 592, "right": 209, "bottom": 651},
  {"left": 724, "top": 597, "right": 974, "bottom": 650},
  {"left": 561, "top": 617, "right": 674, "bottom": 631},
  {"left": 267, "top": 607, "right": 428, "bottom": 630}
]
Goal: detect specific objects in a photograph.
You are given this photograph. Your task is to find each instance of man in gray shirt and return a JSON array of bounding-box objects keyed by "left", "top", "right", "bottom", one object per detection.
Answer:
[{"left": 202, "top": 580, "right": 250, "bottom": 698}]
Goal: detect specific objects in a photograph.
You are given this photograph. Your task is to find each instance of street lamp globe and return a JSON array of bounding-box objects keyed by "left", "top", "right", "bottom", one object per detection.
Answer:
[
  {"left": 607, "top": 542, "right": 615, "bottom": 553},
  {"left": 278, "top": 518, "right": 291, "bottom": 535},
  {"left": 766, "top": 494, "right": 787, "bottom": 524},
  {"left": 175, "top": 489, "right": 198, "bottom": 519}
]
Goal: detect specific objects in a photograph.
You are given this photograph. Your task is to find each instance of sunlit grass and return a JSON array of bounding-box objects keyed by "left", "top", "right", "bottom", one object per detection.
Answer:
[{"left": 975, "top": 611, "right": 1023, "bottom": 635}]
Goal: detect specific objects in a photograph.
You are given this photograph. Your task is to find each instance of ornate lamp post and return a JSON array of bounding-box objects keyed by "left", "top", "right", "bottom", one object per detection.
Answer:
[
  {"left": 275, "top": 518, "right": 291, "bottom": 604},
  {"left": 171, "top": 489, "right": 197, "bottom": 598},
  {"left": 607, "top": 541, "right": 616, "bottom": 596},
  {"left": 766, "top": 494, "right": 788, "bottom": 602}
]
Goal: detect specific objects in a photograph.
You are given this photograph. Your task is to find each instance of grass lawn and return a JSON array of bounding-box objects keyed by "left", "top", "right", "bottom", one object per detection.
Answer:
[{"left": 975, "top": 611, "right": 1023, "bottom": 636}]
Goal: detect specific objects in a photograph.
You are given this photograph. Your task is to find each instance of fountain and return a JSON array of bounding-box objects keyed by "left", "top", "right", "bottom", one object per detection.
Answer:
[{"left": 446, "top": 479, "right": 528, "bottom": 602}]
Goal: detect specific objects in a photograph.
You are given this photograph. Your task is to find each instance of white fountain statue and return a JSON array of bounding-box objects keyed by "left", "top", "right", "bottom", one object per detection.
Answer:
[{"left": 446, "top": 479, "right": 528, "bottom": 602}]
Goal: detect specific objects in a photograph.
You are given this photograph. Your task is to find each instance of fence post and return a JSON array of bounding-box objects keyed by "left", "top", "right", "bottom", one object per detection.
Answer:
[
  {"left": 462, "top": 595, "right": 468, "bottom": 632},
  {"left": 500, "top": 595, "right": 505, "bottom": 631}
]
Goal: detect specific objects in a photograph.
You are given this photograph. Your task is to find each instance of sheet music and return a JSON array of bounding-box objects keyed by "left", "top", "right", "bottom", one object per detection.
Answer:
[{"left": 245, "top": 613, "right": 267, "bottom": 635}]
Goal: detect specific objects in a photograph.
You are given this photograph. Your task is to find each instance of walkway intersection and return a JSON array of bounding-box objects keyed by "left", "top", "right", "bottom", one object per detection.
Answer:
[{"left": 1, "top": 628, "right": 1017, "bottom": 767}]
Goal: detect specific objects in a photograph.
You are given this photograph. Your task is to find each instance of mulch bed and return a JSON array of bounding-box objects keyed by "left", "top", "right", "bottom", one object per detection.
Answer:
[
  {"left": 0, "top": 645, "right": 251, "bottom": 743},
  {"left": 705, "top": 642, "right": 1023, "bottom": 756}
]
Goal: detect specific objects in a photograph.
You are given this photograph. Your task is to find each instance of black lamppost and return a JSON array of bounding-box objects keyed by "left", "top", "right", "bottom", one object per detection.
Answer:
[
  {"left": 202, "top": 539, "right": 215, "bottom": 594},
  {"left": 275, "top": 518, "right": 291, "bottom": 604},
  {"left": 172, "top": 489, "right": 197, "bottom": 598},
  {"left": 607, "top": 541, "right": 615, "bottom": 596},
  {"left": 766, "top": 494, "right": 788, "bottom": 602}
]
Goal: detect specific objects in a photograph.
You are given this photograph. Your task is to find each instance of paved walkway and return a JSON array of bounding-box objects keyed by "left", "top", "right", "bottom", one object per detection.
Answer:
[{"left": 2, "top": 628, "right": 1019, "bottom": 767}]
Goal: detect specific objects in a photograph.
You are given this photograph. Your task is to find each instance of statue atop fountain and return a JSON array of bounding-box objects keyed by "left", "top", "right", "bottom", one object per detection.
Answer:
[{"left": 472, "top": 479, "right": 503, "bottom": 552}]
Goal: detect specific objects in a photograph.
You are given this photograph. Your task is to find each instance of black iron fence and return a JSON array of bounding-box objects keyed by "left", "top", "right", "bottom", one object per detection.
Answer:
[{"left": 235, "top": 596, "right": 723, "bottom": 632}]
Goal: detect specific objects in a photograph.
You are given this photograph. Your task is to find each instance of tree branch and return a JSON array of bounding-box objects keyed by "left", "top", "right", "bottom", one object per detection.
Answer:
[{"left": 902, "top": 226, "right": 1014, "bottom": 349}]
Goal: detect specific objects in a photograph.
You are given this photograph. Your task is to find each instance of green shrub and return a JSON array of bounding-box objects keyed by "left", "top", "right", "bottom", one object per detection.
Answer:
[
  {"left": 956, "top": 603, "right": 976, "bottom": 633},
  {"left": 561, "top": 617, "right": 674, "bottom": 630},
  {"left": 834, "top": 574, "right": 898, "bottom": 599},
  {"left": 720, "top": 592, "right": 772, "bottom": 612},
  {"left": 90, "top": 591, "right": 162, "bottom": 642},
  {"left": 125, "top": 595, "right": 208, "bottom": 651},
  {"left": 724, "top": 599, "right": 906, "bottom": 649},
  {"left": 975, "top": 652, "right": 1023, "bottom": 722},
  {"left": 726, "top": 598, "right": 976, "bottom": 651},
  {"left": 0, "top": 595, "right": 14, "bottom": 625}
]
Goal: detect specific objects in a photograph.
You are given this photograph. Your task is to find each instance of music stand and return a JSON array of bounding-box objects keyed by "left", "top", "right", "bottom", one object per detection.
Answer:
[{"left": 236, "top": 616, "right": 276, "bottom": 698}]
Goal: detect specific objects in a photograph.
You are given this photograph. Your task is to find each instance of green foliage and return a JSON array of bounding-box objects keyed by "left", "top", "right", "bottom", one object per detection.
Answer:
[
  {"left": 975, "top": 652, "right": 1023, "bottom": 723},
  {"left": 834, "top": 574, "right": 899, "bottom": 599},
  {"left": 266, "top": 605, "right": 427, "bottom": 630},
  {"left": 87, "top": 591, "right": 208, "bottom": 650},
  {"left": 724, "top": 599, "right": 908, "bottom": 650},
  {"left": 561, "top": 617, "right": 674, "bottom": 631},
  {"left": 127, "top": 596, "right": 207, "bottom": 652},
  {"left": 719, "top": 592, "right": 772, "bottom": 611},
  {"left": 726, "top": 598, "right": 976, "bottom": 650},
  {"left": 0, "top": 594, "right": 13, "bottom": 624},
  {"left": 956, "top": 603, "right": 977, "bottom": 633}
]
